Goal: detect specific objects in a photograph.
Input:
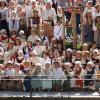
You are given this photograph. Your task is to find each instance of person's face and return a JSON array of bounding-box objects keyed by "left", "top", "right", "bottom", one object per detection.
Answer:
[
  {"left": 9, "top": 2, "right": 15, "bottom": 9},
  {"left": 32, "top": 2, "right": 36, "bottom": 7},
  {"left": 93, "top": 51, "right": 98, "bottom": 57},
  {"left": 31, "top": 30, "right": 35, "bottom": 35},
  {"left": 82, "top": 45, "right": 88, "bottom": 51},
  {"left": 33, "top": 11, "right": 38, "bottom": 16},
  {"left": 17, "top": 6, "right": 22, "bottom": 12},
  {"left": 54, "top": 62, "right": 59, "bottom": 68},
  {"left": 1, "top": 1, "right": 6, "bottom": 7},
  {"left": 49, "top": 51, "right": 54, "bottom": 58},
  {"left": 15, "top": 66, "right": 19, "bottom": 71},
  {"left": 88, "top": 3, "right": 93, "bottom": 7},
  {"left": 75, "top": 64, "right": 80, "bottom": 70},
  {"left": 27, "top": 41, "right": 32, "bottom": 47},
  {"left": 76, "top": 53, "right": 81, "bottom": 58},
  {"left": 36, "top": 40, "right": 40, "bottom": 45},
  {"left": 45, "top": 63, "right": 50, "bottom": 69},
  {"left": 15, "top": 39, "right": 20, "bottom": 45},
  {"left": 96, "top": 17, "right": 100, "bottom": 22},
  {"left": 46, "top": 3, "right": 51, "bottom": 9},
  {"left": 65, "top": 65, "right": 70, "bottom": 71},
  {"left": 8, "top": 43, "right": 13, "bottom": 49},
  {"left": 43, "top": 53, "right": 48, "bottom": 58},
  {"left": 87, "top": 13, "right": 91, "bottom": 17},
  {"left": 87, "top": 64, "right": 92, "bottom": 70},
  {"left": 54, "top": 52, "right": 59, "bottom": 58}
]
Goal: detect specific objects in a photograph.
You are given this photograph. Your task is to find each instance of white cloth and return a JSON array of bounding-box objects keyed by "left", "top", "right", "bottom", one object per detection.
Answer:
[
  {"left": 52, "top": 67, "right": 64, "bottom": 79},
  {"left": 27, "top": 35, "right": 39, "bottom": 43},
  {"left": 34, "top": 45, "right": 46, "bottom": 56},
  {"left": 54, "top": 24, "right": 63, "bottom": 40},
  {"left": 42, "top": 7, "right": 56, "bottom": 22}
]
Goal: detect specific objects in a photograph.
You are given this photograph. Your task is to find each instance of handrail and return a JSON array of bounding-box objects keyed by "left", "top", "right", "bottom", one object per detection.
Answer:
[{"left": 0, "top": 74, "right": 100, "bottom": 77}]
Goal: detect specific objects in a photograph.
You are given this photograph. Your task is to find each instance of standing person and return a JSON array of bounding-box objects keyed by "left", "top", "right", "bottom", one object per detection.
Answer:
[
  {"left": 19, "top": 10, "right": 27, "bottom": 36},
  {"left": 0, "top": 0, "right": 9, "bottom": 35},
  {"left": 53, "top": 20, "right": 64, "bottom": 53},
  {"left": 42, "top": 1, "right": 57, "bottom": 41},
  {"left": 29, "top": 10, "right": 40, "bottom": 35},
  {"left": 83, "top": 11, "right": 94, "bottom": 43},
  {"left": 93, "top": 16, "right": 100, "bottom": 48}
]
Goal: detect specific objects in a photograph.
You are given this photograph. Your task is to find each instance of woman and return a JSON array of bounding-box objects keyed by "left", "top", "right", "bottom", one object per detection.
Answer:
[
  {"left": 0, "top": 0, "right": 9, "bottom": 36},
  {"left": 83, "top": 11, "right": 94, "bottom": 43},
  {"left": 93, "top": 16, "right": 100, "bottom": 47},
  {"left": 71, "top": 61, "right": 84, "bottom": 89},
  {"left": 62, "top": 62, "right": 72, "bottom": 91},
  {"left": 29, "top": 10, "right": 40, "bottom": 35},
  {"left": 13, "top": 37, "right": 23, "bottom": 53},
  {"left": 84, "top": 61, "right": 95, "bottom": 90},
  {"left": 19, "top": 10, "right": 28, "bottom": 36},
  {"left": 23, "top": 41, "right": 34, "bottom": 55},
  {"left": 15, "top": 50, "right": 24, "bottom": 64}
]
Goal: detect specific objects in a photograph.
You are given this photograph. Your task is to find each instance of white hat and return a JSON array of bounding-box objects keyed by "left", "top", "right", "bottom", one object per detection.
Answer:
[
  {"left": 87, "top": 1, "right": 93, "bottom": 4},
  {"left": 75, "top": 61, "right": 82, "bottom": 67},
  {"left": 14, "top": 63, "right": 20, "bottom": 67},
  {"left": 31, "top": 0, "right": 36, "bottom": 3},
  {"left": 36, "top": 38, "right": 41, "bottom": 42},
  {"left": 46, "top": 0, "right": 52, "bottom": 5},
  {"left": 6, "top": 60, "right": 13, "bottom": 64},
  {"left": 93, "top": 49, "right": 99, "bottom": 55},
  {"left": 36, "top": 63, "right": 41, "bottom": 67},
  {"left": 66, "top": 48, "right": 72, "bottom": 52},
  {"left": 45, "top": 61, "right": 51, "bottom": 65},
  {"left": 87, "top": 61, "right": 94, "bottom": 67},
  {"left": 19, "top": 30, "right": 24, "bottom": 35},
  {"left": 18, "top": 50, "right": 23, "bottom": 54},
  {"left": 64, "top": 62, "right": 71, "bottom": 67}
]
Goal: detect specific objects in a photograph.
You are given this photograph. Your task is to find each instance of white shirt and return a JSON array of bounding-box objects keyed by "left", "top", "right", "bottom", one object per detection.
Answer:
[
  {"left": 42, "top": 7, "right": 56, "bottom": 22},
  {"left": 41, "top": 57, "right": 51, "bottom": 65},
  {"left": 5, "top": 68, "right": 15, "bottom": 76},
  {"left": 54, "top": 24, "right": 63, "bottom": 40},
  {"left": 28, "top": 35, "right": 39, "bottom": 43},
  {"left": 52, "top": 67, "right": 64, "bottom": 79},
  {"left": 34, "top": 45, "right": 46, "bottom": 56}
]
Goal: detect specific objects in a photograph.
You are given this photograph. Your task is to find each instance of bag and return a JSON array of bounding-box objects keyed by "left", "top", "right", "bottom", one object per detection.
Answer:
[{"left": 93, "top": 24, "right": 97, "bottom": 31}]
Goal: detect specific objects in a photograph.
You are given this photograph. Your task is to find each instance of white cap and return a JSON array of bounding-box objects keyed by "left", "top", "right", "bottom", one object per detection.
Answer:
[
  {"left": 14, "top": 63, "right": 20, "bottom": 67},
  {"left": 87, "top": 61, "right": 94, "bottom": 67},
  {"left": 19, "top": 30, "right": 24, "bottom": 35},
  {"left": 45, "top": 61, "right": 51, "bottom": 65},
  {"left": 36, "top": 63, "right": 41, "bottom": 66},
  {"left": 93, "top": 49, "right": 99, "bottom": 55},
  {"left": 75, "top": 61, "right": 82, "bottom": 67},
  {"left": 36, "top": 38, "right": 41, "bottom": 42},
  {"left": 6, "top": 60, "right": 13, "bottom": 64},
  {"left": 18, "top": 50, "right": 23, "bottom": 54},
  {"left": 66, "top": 48, "right": 72, "bottom": 52},
  {"left": 46, "top": 0, "right": 52, "bottom": 5}
]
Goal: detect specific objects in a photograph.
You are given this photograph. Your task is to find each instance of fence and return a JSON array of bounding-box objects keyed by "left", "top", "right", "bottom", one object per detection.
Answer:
[{"left": 0, "top": 74, "right": 100, "bottom": 92}]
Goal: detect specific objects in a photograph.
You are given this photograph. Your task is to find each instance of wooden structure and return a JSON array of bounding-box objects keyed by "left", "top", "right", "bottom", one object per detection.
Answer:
[{"left": 62, "top": 5, "right": 84, "bottom": 48}]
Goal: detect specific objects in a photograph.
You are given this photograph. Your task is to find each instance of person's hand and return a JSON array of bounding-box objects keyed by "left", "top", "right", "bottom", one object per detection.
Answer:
[{"left": 48, "top": 16, "right": 53, "bottom": 20}]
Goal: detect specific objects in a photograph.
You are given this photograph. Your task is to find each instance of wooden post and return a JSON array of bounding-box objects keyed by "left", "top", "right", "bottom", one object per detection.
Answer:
[
  {"left": 71, "top": 8, "right": 77, "bottom": 48},
  {"left": 62, "top": 8, "right": 66, "bottom": 50}
]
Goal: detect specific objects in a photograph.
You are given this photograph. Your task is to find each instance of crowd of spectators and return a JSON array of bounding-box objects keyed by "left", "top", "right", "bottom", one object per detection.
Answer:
[{"left": 0, "top": 0, "right": 100, "bottom": 92}]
